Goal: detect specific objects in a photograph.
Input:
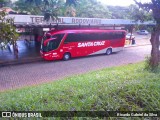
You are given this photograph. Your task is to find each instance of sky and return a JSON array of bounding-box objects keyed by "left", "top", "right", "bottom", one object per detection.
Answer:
[
  {"left": 11, "top": 0, "right": 151, "bottom": 6},
  {"left": 11, "top": 0, "right": 17, "bottom": 2},
  {"left": 97, "top": 0, "right": 151, "bottom": 6}
]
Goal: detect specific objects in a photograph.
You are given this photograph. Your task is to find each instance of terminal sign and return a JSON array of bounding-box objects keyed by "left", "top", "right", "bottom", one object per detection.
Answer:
[{"left": 30, "top": 16, "right": 101, "bottom": 25}]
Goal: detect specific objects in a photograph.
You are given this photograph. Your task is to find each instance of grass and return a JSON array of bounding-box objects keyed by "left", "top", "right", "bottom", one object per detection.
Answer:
[{"left": 0, "top": 62, "right": 160, "bottom": 118}]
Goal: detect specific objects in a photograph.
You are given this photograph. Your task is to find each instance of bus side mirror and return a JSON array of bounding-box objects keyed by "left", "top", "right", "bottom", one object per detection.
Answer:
[
  {"left": 43, "top": 39, "right": 52, "bottom": 46},
  {"left": 44, "top": 41, "right": 48, "bottom": 46}
]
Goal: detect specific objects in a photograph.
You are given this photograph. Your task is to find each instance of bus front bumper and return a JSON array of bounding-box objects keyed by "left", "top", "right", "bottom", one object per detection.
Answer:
[{"left": 40, "top": 51, "right": 59, "bottom": 61}]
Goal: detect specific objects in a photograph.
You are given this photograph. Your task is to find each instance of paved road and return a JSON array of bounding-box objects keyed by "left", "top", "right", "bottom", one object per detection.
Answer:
[{"left": 0, "top": 45, "right": 151, "bottom": 92}]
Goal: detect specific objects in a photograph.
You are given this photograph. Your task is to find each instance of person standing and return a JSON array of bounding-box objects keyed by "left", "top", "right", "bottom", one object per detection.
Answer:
[
  {"left": 14, "top": 42, "right": 18, "bottom": 59},
  {"left": 7, "top": 42, "right": 12, "bottom": 53}
]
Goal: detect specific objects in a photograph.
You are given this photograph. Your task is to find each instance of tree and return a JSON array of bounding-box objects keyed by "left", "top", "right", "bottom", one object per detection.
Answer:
[
  {"left": 24, "top": 0, "right": 77, "bottom": 20},
  {"left": 0, "top": 10, "right": 19, "bottom": 53},
  {"left": 16, "top": 0, "right": 111, "bottom": 18},
  {"left": 128, "top": 4, "right": 153, "bottom": 22},
  {"left": 0, "top": 0, "right": 11, "bottom": 8},
  {"left": 14, "top": 0, "right": 41, "bottom": 15},
  {"left": 108, "top": 6, "right": 130, "bottom": 19},
  {"left": 75, "top": 0, "right": 111, "bottom": 18},
  {"left": 134, "top": 0, "right": 160, "bottom": 70}
]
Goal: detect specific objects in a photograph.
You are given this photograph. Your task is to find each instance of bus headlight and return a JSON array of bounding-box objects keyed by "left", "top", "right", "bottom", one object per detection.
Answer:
[
  {"left": 53, "top": 53, "right": 57, "bottom": 55},
  {"left": 44, "top": 53, "right": 50, "bottom": 56}
]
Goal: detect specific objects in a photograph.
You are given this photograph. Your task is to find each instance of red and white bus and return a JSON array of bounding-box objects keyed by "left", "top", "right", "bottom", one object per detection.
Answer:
[{"left": 40, "top": 29, "right": 126, "bottom": 61}]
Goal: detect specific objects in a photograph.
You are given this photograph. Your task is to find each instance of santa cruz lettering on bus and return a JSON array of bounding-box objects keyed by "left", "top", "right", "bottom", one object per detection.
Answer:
[{"left": 78, "top": 41, "right": 105, "bottom": 47}]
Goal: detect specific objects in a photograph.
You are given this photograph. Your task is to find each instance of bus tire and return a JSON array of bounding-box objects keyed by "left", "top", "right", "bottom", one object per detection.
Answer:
[
  {"left": 63, "top": 53, "right": 71, "bottom": 61},
  {"left": 106, "top": 48, "right": 112, "bottom": 55}
]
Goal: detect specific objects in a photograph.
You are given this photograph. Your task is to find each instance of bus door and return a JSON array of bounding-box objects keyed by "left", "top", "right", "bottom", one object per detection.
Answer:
[
  {"left": 63, "top": 33, "right": 87, "bottom": 57},
  {"left": 62, "top": 33, "right": 75, "bottom": 57}
]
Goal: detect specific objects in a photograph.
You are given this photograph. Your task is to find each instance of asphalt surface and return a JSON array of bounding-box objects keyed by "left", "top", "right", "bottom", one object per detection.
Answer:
[{"left": 0, "top": 45, "right": 151, "bottom": 92}]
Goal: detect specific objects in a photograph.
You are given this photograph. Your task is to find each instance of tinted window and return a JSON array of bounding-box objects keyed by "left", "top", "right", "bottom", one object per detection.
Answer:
[
  {"left": 65, "top": 32, "right": 125, "bottom": 43},
  {"left": 47, "top": 40, "right": 59, "bottom": 51},
  {"left": 41, "top": 34, "right": 64, "bottom": 52},
  {"left": 65, "top": 33, "right": 89, "bottom": 42},
  {"left": 48, "top": 34, "right": 64, "bottom": 50},
  {"left": 51, "top": 34, "right": 64, "bottom": 40},
  {"left": 112, "top": 32, "right": 125, "bottom": 39}
]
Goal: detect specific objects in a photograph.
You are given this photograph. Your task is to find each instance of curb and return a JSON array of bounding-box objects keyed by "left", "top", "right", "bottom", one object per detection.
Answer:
[
  {"left": 124, "top": 44, "right": 151, "bottom": 48},
  {"left": 0, "top": 57, "right": 43, "bottom": 67}
]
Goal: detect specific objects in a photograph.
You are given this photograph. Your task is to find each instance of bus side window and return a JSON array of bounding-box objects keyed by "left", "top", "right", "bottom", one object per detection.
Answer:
[
  {"left": 101, "top": 33, "right": 110, "bottom": 40},
  {"left": 65, "top": 34, "right": 73, "bottom": 43},
  {"left": 115, "top": 32, "right": 125, "bottom": 39},
  {"left": 107, "top": 32, "right": 125, "bottom": 40},
  {"left": 47, "top": 40, "right": 58, "bottom": 51},
  {"left": 65, "top": 33, "right": 86, "bottom": 43},
  {"left": 106, "top": 33, "right": 114, "bottom": 40},
  {"left": 64, "top": 32, "right": 125, "bottom": 43},
  {"left": 51, "top": 34, "right": 64, "bottom": 41}
]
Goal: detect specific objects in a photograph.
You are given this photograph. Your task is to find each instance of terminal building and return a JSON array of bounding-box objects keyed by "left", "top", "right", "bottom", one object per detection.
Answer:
[
  {"left": 0, "top": 13, "right": 155, "bottom": 62},
  {"left": 7, "top": 14, "right": 155, "bottom": 42}
]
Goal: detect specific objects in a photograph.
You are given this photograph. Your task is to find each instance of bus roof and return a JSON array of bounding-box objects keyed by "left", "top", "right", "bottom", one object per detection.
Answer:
[{"left": 46, "top": 29, "right": 126, "bottom": 35}]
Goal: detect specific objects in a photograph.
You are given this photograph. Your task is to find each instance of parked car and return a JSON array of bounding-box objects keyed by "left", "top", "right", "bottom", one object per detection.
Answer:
[
  {"left": 137, "top": 30, "right": 149, "bottom": 35},
  {"left": 126, "top": 33, "right": 135, "bottom": 40}
]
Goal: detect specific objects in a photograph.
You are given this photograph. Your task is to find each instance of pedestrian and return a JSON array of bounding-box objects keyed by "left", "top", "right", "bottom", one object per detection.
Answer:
[
  {"left": 7, "top": 42, "right": 12, "bottom": 53},
  {"left": 132, "top": 38, "right": 136, "bottom": 45},
  {"left": 24, "top": 39, "right": 30, "bottom": 46},
  {"left": 14, "top": 43, "right": 18, "bottom": 59},
  {"left": 0, "top": 42, "right": 5, "bottom": 50}
]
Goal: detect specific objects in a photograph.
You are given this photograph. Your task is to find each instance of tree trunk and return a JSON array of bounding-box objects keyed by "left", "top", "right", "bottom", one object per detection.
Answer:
[
  {"left": 129, "top": 25, "right": 134, "bottom": 45},
  {"left": 149, "top": 25, "right": 160, "bottom": 69}
]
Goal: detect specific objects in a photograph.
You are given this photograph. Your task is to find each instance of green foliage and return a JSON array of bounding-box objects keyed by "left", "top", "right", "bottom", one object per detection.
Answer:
[
  {"left": 0, "top": 10, "right": 19, "bottom": 48},
  {"left": 144, "top": 56, "right": 152, "bottom": 72},
  {"left": 14, "top": 0, "right": 41, "bottom": 15},
  {"left": 107, "top": 4, "right": 153, "bottom": 21},
  {"left": 15, "top": 0, "right": 112, "bottom": 19},
  {"left": 0, "top": 0, "right": 11, "bottom": 8},
  {"left": 0, "top": 0, "right": 5, "bottom": 3},
  {"left": 66, "top": 0, "right": 77, "bottom": 6},
  {"left": 134, "top": 0, "right": 160, "bottom": 24},
  {"left": 0, "top": 62, "right": 159, "bottom": 114},
  {"left": 128, "top": 4, "right": 153, "bottom": 22},
  {"left": 14, "top": 0, "right": 154, "bottom": 21},
  {"left": 75, "top": 0, "right": 111, "bottom": 18},
  {"left": 144, "top": 56, "right": 160, "bottom": 73},
  {"left": 108, "top": 6, "right": 130, "bottom": 19},
  {"left": 22, "top": 0, "right": 75, "bottom": 20}
]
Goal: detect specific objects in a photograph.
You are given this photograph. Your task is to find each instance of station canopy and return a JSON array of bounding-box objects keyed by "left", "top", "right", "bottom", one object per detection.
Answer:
[{"left": 7, "top": 14, "right": 156, "bottom": 28}]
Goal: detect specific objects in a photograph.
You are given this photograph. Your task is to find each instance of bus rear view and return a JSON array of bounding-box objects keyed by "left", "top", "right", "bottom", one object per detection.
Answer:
[{"left": 40, "top": 29, "right": 126, "bottom": 61}]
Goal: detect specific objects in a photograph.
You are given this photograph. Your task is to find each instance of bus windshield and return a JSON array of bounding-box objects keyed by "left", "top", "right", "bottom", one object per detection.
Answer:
[{"left": 41, "top": 34, "right": 64, "bottom": 52}]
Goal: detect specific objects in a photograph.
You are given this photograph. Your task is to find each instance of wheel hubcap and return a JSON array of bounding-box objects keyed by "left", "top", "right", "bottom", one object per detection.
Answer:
[
  {"left": 65, "top": 54, "right": 69, "bottom": 59},
  {"left": 107, "top": 49, "right": 111, "bottom": 54}
]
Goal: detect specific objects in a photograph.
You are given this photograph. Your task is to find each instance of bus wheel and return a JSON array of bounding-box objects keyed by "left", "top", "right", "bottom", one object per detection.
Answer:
[
  {"left": 106, "top": 48, "right": 112, "bottom": 55},
  {"left": 63, "top": 53, "right": 71, "bottom": 61}
]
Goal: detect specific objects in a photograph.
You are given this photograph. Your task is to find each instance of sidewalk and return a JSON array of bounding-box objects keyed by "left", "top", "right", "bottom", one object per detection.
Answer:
[
  {"left": 0, "top": 40, "right": 43, "bottom": 66},
  {"left": 0, "top": 35, "right": 151, "bottom": 66},
  {"left": 125, "top": 34, "right": 151, "bottom": 47}
]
